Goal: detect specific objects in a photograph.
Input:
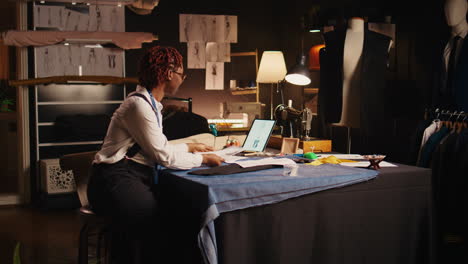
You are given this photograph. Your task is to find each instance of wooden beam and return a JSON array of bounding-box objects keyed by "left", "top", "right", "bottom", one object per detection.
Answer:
[{"left": 9, "top": 75, "right": 139, "bottom": 86}]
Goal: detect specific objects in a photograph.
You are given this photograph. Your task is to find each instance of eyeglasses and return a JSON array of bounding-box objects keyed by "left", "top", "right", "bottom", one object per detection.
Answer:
[{"left": 172, "top": 70, "right": 187, "bottom": 81}]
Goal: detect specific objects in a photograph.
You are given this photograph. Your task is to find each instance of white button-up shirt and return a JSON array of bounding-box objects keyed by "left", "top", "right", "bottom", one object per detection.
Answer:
[{"left": 94, "top": 85, "right": 203, "bottom": 169}]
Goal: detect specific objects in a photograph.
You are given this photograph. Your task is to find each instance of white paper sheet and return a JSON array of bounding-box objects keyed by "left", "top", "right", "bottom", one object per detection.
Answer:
[
  {"left": 317, "top": 154, "right": 365, "bottom": 159},
  {"left": 235, "top": 157, "right": 297, "bottom": 168},
  {"left": 339, "top": 161, "right": 397, "bottom": 167},
  {"left": 205, "top": 62, "right": 224, "bottom": 90}
]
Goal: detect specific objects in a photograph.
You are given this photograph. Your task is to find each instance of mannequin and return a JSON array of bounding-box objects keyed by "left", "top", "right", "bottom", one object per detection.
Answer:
[
  {"left": 439, "top": 0, "right": 468, "bottom": 111},
  {"left": 334, "top": 17, "right": 365, "bottom": 128},
  {"left": 318, "top": 15, "right": 391, "bottom": 150}
]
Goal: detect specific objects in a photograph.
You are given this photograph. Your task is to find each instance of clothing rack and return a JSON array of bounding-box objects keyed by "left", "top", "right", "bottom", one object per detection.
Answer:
[{"left": 425, "top": 108, "right": 468, "bottom": 122}]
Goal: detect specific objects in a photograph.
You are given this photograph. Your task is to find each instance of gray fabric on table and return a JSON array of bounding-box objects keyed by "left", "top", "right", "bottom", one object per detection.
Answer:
[{"left": 160, "top": 163, "right": 378, "bottom": 264}]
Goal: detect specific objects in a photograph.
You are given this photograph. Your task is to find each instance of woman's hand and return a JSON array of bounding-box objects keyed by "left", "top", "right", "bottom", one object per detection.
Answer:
[
  {"left": 202, "top": 154, "right": 224, "bottom": 167},
  {"left": 187, "top": 143, "right": 214, "bottom": 153}
]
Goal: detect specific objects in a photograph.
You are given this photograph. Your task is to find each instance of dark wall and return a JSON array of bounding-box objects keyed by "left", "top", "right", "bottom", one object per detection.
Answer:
[
  {"left": 125, "top": 0, "right": 282, "bottom": 119},
  {"left": 125, "top": 0, "right": 452, "bottom": 162}
]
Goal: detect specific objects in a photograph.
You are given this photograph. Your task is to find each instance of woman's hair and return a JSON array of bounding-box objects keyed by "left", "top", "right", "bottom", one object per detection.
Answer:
[{"left": 138, "top": 46, "right": 183, "bottom": 90}]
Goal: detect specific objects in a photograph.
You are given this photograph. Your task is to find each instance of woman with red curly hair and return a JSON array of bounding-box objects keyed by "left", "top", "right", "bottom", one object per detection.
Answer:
[{"left": 87, "top": 46, "right": 223, "bottom": 263}]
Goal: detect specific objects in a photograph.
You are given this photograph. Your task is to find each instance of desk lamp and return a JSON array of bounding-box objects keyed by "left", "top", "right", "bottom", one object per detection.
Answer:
[{"left": 256, "top": 51, "right": 287, "bottom": 119}]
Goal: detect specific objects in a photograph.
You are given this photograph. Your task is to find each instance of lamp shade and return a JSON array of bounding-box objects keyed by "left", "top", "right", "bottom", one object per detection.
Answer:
[
  {"left": 309, "top": 44, "right": 325, "bottom": 70},
  {"left": 256, "top": 51, "right": 287, "bottom": 83},
  {"left": 285, "top": 53, "right": 311, "bottom": 86}
]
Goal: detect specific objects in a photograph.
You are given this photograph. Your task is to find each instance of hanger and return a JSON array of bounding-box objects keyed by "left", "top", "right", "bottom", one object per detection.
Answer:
[{"left": 433, "top": 108, "right": 441, "bottom": 122}]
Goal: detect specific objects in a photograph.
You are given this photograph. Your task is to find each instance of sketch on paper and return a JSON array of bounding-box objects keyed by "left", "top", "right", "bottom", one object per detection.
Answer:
[
  {"left": 206, "top": 42, "right": 230, "bottom": 62},
  {"left": 36, "top": 46, "right": 61, "bottom": 77},
  {"left": 58, "top": 45, "right": 82, "bottom": 75},
  {"left": 187, "top": 42, "right": 206, "bottom": 69},
  {"left": 34, "top": 3, "right": 124, "bottom": 32},
  {"left": 62, "top": 8, "right": 82, "bottom": 31},
  {"left": 180, "top": 14, "right": 238, "bottom": 43},
  {"left": 224, "top": 16, "right": 238, "bottom": 43},
  {"left": 36, "top": 45, "right": 123, "bottom": 77},
  {"left": 204, "top": 15, "right": 218, "bottom": 42},
  {"left": 180, "top": 14, "right": 205, "bottom": 42},
  {"left": 102, "top": 49, "right": 124, "bottom": 76},
  {"left": 205, "top": 62, "right": 224, "bottom": 90},
  {"left": 216, "top": 16, "right": 238, "bottom": 43},
  {"left": 89, "top": 5, "right": 125, "bottom": 32},
  {"left": 35, "top": 6, "right": 64, "bottom": 30},
  {"left": 83, "top": 48, "right": 98, "bottom": 75}
]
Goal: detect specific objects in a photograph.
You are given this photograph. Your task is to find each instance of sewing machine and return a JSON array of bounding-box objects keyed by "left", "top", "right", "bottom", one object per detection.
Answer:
[
  {"left": 221, "top": 102, "right": 265, "bottom": 127},
  {"left": 274, "top": 104, "right": 313, "bottom": 139}
]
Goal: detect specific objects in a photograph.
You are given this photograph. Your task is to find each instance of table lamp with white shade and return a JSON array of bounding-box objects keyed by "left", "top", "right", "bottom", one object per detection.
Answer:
[{"left": 256, "top": 51, "right": 287, "bottom": 119}]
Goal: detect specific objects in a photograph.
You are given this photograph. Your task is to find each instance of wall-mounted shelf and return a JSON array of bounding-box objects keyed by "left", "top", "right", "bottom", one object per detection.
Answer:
[
  {"left": 304, "top": 88, "right": 319, "bottom": 94},
  {"left": 230, "top": 89, "right": 257, "bottom": 95},
  {"left": 9, "top": 76, "right": 138, "bottom": 87},
  {"left": 230, "top": 50, "right": 259, "bottom": 102}
]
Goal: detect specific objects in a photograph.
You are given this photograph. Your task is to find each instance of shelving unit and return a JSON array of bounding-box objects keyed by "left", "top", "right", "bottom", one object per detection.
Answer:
[{"left": 229, "top": 50, "right": 259, "bottom": 102}]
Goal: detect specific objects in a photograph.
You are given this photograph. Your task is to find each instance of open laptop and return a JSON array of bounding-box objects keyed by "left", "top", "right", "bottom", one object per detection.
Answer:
[{"left": 239, "top": 119, "right": 276, "bottom": 154}]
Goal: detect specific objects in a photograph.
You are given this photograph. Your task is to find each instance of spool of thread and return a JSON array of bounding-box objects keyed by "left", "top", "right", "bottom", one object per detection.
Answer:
[
  {"left": 304, "top": 152, "right": 318, "bottom": 160},
  {"left": 209, "top": 124, "right": 218, "bottom": 137}
]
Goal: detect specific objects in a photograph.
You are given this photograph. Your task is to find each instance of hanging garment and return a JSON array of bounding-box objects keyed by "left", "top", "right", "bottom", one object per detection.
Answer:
[
  {"left": 418, "top": 126, "right": 449, "bottom": 167},
  {"left": 434, "top": 35, "right": 468, "bottom": 111},
  {"left": 408, "top": 119, "right": 432, "bottom": 165},
  {"left": 417, "top": 120, "right": 441, "bottom": 163},
  {"left": 319, "top": 27, "right": 391, "bottom": 136}
]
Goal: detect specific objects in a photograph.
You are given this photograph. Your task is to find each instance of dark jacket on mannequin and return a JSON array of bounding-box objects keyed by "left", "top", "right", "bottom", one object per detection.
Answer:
[
  {"left": 318, "top": 26, "right": 391, "bottom": 137},
  {"left": 434, "top": 35, "right": 468, "bottom": 111}
]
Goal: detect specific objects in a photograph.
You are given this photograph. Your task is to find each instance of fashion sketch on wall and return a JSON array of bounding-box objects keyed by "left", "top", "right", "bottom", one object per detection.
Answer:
[
  {"left": 179, "top": 14, "right": 238, "bottom": 43},
  {"left": 179, "top": 14, "right": 204, "bottom": 42},
  {"left": 35, "top": 45, "right": 124, "bottom": 77},
  {"left": 205, "top": 62, "right": 224, "bottom": 90},
  {"left": 187, "top": 42, "right": 206, "bottom": 69},
  {"left": 34, "top": 3, "right": 124, "bottom": 32},
  {"left": 33, "top": 2, "right": 125, "bottom": 78},
  {"left": 35, "top": 46, "right": 61, "bottom": 77},
  {"left": 80, "top": 47, "right": 124, "bottom": 76},
  {"left": 58, "top": 44, "right": 82, "bottom": 75},
  {"left": 217, "top": 15, "right": 238, "bottom": 43},
  {"left": 206, "top": 42, "right": 230, "bottom": 62}
]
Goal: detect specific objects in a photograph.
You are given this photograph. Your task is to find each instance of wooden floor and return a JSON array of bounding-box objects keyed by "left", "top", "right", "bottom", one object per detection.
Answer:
[
  {"left": 1, "top": 205, "right": 466, "bottom": 264},
  {"left": 0, "top": 206, "right": 80, "bottom": 264}
]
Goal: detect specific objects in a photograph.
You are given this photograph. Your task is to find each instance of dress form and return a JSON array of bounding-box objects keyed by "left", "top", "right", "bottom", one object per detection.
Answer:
[
  {"left": 444, "top": 0, "right": 468, "bottom": 70},
  {"left": 334, "top": 17, "right": 365, "bottom": 128},
  {"left": 445, "top": 0, "right": 468, "bottom": 37},
  {"left": 442, "top": 0, "right": 468, "bottom": 111}
]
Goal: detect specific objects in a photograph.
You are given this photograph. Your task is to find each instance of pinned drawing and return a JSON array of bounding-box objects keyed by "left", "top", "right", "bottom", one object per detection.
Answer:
[
  {"left": 205, "top": 62, "right": 224, "bottom": 90},
  {"left": 225, "top": 16, "right": 237, "bottom": 43},
  {"left": 36, "top": 46, "right": 61, "bottom": 77},
  {"left": 180, "top": 14, "right": 205, "bottom": 42},
  {"left": 34, "top": 3, "right": 124, "bottom": 32},
  {"left": 187, "top": 42, "right": 206, "bottom": 69},
  {"left": 34, "top": 5, "right": 63, "bottom": 29},
  {"left": 89, "top": 5, "right": 125, "bottom": 32},
  {"left": 58, "top": 44, "right": 82, "bottom": 75},
  {"left": 102, "top": 49, "right": 124, "bottom": 76},
  {"left": 206, "top": 42, "right": 230, "bottom": 62},
  {"left": 180, "top": 14, "right": 238, "bottom": 43}
]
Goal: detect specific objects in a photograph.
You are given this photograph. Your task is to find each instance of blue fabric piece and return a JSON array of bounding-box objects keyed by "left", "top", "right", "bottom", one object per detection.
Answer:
[{"left": 160, "top": 163, "right": 379, "bottom": 264}]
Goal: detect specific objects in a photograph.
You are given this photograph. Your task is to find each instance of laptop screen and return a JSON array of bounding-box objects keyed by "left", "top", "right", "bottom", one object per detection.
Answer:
[{"left": 242, "top": 119, "right": 276, "bottom": 152}]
